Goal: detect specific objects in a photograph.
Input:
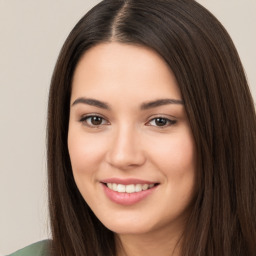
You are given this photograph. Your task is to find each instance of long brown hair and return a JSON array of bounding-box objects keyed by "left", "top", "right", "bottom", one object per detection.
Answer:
[{"left": 47, "top": 0, "right": 256, "bottom": 255}]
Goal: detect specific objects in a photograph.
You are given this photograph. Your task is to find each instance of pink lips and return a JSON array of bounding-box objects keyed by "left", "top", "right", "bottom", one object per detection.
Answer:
[
  {"left": 101, "top": 178, "right": 158, "bottom": 206},
  {"left": 101, "top": 178, "right": 157, "bottom": 185}
]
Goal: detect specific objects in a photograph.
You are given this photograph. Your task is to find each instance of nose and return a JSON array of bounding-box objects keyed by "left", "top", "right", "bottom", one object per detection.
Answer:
[{"left": 106, "top": 126, "right": 146, "bottom": 170}]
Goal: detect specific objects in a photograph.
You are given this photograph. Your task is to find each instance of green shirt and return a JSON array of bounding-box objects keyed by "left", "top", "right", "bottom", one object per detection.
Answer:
[{"left": 7, "top": 240, "right": 51, "bottom": 256}]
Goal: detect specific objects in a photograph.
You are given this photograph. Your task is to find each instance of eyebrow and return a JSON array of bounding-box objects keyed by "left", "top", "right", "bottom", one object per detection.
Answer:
[
  {"left": 140, "top": 98, "right": 184, "bottom": 110},
  {"left": 71, "top": 97, "right": 184, "bottom": 110},
  {"left": 71, "top": 97, "right": 110, "bottom": 110}
]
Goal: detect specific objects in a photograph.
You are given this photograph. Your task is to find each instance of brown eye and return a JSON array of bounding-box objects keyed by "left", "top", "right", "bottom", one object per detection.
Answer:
[
  {"left": 80, "top": 115, "right": 108, "bottom": 127},
  {"left": 147, "top": 117, "right": 177, "bottom": 127},
  {"left": 90, "top": 116, "right": 103, "bottom": 125},
  {"left": 155, "top": 118, "right": 168, "bottom": 126}
]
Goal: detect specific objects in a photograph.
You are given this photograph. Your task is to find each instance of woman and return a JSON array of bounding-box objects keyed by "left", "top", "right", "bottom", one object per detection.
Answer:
[{"left": 9, "top": 0, "right": 256, "bottom": 255}]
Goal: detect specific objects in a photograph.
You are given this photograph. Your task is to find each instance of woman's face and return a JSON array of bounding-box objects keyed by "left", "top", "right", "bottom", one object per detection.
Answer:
[{"left": 68, "top": 42, "right": 197, "bottom": 237}]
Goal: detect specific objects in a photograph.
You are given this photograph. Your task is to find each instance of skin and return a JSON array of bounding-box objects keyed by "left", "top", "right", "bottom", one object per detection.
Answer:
[{"left": 68, "top": 42, "right": 197, "bottom": 256}]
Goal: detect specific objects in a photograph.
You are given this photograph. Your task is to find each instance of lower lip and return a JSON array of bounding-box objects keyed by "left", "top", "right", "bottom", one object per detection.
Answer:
[{"left": 102, "top": 183, "right": 157, "bottom": 206}]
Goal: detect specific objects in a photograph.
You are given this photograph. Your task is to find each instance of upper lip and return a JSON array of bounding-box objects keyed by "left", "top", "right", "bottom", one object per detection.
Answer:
[{"left": 101, "top": 178, "right": 158, "bottom": 185}]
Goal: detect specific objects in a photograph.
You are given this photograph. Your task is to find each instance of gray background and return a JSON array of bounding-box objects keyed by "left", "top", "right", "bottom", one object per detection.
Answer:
[{"left": 0, "top": 0, "right": 255, "bottom": 254}]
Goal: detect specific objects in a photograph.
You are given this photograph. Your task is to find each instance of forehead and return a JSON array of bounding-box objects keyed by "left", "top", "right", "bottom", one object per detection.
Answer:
[{"left": 71, "top": 42, "right": 182, "bottom": 102}]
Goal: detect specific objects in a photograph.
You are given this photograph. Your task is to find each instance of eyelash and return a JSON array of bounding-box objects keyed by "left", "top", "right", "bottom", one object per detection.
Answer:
[
  {"left": 145, "top": 117, "right": 177, "bottom": 128},
  {"left": 79, "top": 115, "right": 109, "bottom": 128},
  {"left": 79, "top": 115, "right": 177, "bottom": 128}
]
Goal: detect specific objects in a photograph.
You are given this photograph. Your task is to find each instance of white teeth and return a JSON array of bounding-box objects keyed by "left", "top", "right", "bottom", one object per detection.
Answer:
[
  {"left": 117, "top": 184, "right": 126, "bottom": 193},
  {"left": 142, "top": 184, "right": 149, "bottom": 191},
  {"left": 113, "top": 183, "right": 118, "bottom": 191},
  {"left": 106, "top": 183, "right": 155, "bottom": 193},
  {"left": 107, "top": 183, "right": 113, "bottom": 189},
  {"left": 126, "top": 184, "right": 135, "bottom": 193},
  {"left": 135, "top": 184, "right": 142, "bottom": 192}
]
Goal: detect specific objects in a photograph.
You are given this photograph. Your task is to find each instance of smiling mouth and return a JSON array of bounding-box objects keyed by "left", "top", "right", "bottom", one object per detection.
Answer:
[{"left": 103, "top": 183, "right": 159, "bottom": 193}]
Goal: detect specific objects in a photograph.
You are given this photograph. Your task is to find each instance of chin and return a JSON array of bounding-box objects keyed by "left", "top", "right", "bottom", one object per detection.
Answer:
[
  {"left": 108, "top": 223, "right": 154, "bottom": 236},
  {"left": 98, "top": 214, "right": 160, "bottom": 235}
]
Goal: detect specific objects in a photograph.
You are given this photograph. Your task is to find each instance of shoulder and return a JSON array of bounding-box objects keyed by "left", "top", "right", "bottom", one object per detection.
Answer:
[{"left": 7, "top": 240, "right": 51, "bottom": 256}]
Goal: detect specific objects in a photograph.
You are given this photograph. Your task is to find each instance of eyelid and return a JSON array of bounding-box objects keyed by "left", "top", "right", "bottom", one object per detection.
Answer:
[
  {"left": 79, "top": 113, "right": 110, "bottom": 127},
  {"left": 78, "top": 113, "right": 177, "bottom": 128},
  {"left": 145, "top": 115, "right": 177, "bottom": 127}
]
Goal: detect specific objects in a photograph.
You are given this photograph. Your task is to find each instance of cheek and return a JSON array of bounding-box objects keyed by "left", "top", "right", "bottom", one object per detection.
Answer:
[
  {"left": 68, "top": 130, "right": 106, "bottom": 175},
  {"left": 67, "top": 130, "right": 107, "bottom": 204},
  {"left": 170, "top": 133, "right": 197, "bottom": 204},
  {"left": 152, "top": 131, "right": 196, "bottom": 174},
  {"left": 151, "top": 130, "right": 197, "bottom": 201}
]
